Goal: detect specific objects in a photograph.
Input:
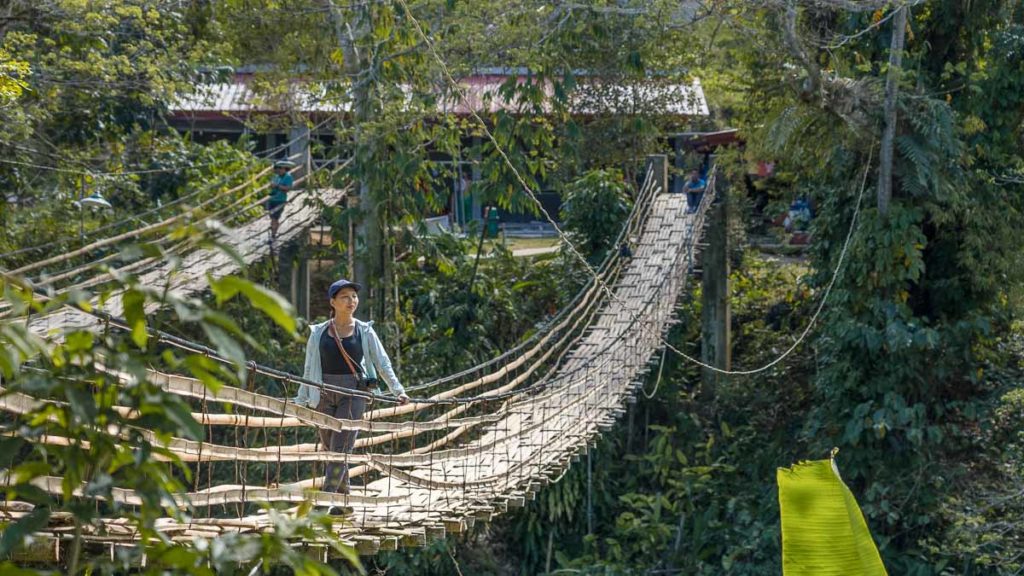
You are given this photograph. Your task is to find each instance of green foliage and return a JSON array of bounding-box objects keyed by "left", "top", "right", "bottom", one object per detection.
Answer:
[
  {"left": 1, "top": 0, "right": 222, "bottom": 143},
  {"left": 559, "top": 169, "right": 633, "bottom": 264},
  {"left": 0, "top": 235, "right": 358, "bottom": 573},
  {"left": 394, "top": 233, "right": 562, "bottom": 383},
  {"left": 925, "top": 380, "right": 1024, "bottom": 574},
  {"left": 0, "top": 0, "right": 241, "bottom": 260},
  {"left": 210, "top": 275, "right": 298, "bottom": 334},
  {"left": 437, "top": 0, "right": 701, "bottom": 180},
  {"left": 0, "top": 49, "right": 29, "bottom": 105},
  {"left": 678, "top": 3, "right": 1024, "bottom": 573},
  {"left": 0, "top": 135, "right": 267, "bottom": 269},
  {"left": 778, "top": 458, "right": 887, "bottom": 576}
]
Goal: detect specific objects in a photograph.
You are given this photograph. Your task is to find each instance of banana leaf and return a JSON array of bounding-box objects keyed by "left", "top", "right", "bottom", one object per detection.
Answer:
[{"left": 777, "top": 455, "right": 888, "bottom": 576}]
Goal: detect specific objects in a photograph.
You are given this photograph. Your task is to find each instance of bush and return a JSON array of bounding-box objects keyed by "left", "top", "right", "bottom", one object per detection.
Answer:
[{"left": 560, "top": 169, "right": 633, "bottom": 264}]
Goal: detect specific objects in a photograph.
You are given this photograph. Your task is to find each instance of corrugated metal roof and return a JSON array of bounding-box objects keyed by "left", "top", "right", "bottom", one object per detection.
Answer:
[
  {"left": 173, "top": 81, "right": 349, "bottom": 113},
  {"left": 172, "top": 75, "right": 708, "bottom": 117}
]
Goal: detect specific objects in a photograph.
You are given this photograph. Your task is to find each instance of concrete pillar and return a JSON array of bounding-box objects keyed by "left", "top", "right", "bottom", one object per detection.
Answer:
[
  {"left": 673, "top": 137, "right": 684, "bottom": 193},
  {"left": 279, "top": 238, "right": 311, "bottom": 320},
  {"left": 700, "top": 173, "right": 730, "bottom": 397},
  {"left": 646, "top": 154, "right": 668, "bottom": 194},
  {"left": 288, "top": 124, "right": 311, "bottom": 179}
]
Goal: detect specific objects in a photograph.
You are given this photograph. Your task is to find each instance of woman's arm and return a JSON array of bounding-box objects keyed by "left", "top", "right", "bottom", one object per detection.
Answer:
[
  {"left": 293, "top": 328, "right": 321, "bottom": 407},
  {"left": 365, "top": 326, "right": 407, "bottom": 400}
]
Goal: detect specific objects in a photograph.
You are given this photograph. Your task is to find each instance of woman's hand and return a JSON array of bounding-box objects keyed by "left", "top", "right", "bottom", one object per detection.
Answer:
[{"left": 398, "top": 393, "right": 410, "bottom": 405}]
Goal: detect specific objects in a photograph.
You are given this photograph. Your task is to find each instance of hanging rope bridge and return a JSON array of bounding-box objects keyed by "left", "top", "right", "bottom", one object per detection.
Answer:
[
  {"left": 7, "top": 156, "right": 349, "bottom": 336},
  {"left": 0, "top": 161, "right": 718, "bottom": 559}
]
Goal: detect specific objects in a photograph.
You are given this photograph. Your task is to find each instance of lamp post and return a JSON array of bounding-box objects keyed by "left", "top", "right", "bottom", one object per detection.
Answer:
[{"left": 76, "top": 191, "right": 113, "bottom": 244}]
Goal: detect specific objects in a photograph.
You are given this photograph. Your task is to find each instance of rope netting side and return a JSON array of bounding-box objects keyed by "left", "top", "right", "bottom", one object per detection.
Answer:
[{"left": 0, "top": 164, "right": 704, "bottom": 545}]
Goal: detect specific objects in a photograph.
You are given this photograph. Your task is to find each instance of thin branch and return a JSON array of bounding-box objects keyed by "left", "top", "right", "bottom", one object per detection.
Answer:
[
  {"left": 755, "top": 0, "right": 925, "bottom": 11},
  {"left": 818, "top": 6, "right": 903, "bottom": 49},
  {"left": 781, "top": 2, "right": 821, "bottom": 101}
]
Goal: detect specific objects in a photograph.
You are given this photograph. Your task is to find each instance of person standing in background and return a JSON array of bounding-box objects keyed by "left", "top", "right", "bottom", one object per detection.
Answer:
[
  {"left": 266, "top": 160, "right": 294, "bottom": 240},
  {"left": 682, "top": 169, "right": 707, "bottom": 214}
]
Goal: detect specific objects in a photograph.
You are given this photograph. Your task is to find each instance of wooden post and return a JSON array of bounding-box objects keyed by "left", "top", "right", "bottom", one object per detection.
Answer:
[{"left": 701, "top": 174, "right": 730, "bottom": 394}]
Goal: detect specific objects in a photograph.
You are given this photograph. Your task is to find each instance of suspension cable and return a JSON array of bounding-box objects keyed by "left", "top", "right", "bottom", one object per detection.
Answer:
[
  {"left": 394, "top": 0, "right": 872, "bottom": 377},
  {"left": 1, "top": 116, "right": 337, "bottom": 261}
]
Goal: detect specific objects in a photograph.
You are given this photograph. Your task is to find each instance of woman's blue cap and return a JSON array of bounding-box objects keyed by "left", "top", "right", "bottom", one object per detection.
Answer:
[{"left": 328, "top": 279, "right": 362, "bottom": 299}]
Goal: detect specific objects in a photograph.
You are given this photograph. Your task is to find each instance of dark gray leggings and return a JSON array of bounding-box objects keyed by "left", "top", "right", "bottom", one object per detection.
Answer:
[{"left": 316, "top": 374, "right": 367, "bottom": 494}]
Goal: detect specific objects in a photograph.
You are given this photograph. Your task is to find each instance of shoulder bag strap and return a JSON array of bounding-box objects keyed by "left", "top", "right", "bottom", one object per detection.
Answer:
[{"left": 330, "top": 323, "right": 365, "bottom": 379}]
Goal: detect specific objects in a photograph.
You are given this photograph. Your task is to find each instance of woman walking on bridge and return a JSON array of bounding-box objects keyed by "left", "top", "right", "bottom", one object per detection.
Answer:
[{"left": 293, "top": 279, "right": 409, "bottom": 504}]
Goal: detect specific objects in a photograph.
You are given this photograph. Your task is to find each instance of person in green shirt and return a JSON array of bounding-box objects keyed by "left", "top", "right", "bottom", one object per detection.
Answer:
[{"left": 267, "top": 160, "right": 294, "bottom": 240}]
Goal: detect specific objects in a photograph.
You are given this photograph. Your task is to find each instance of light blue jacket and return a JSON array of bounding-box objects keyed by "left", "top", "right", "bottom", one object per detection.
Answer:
[{"left": 292, "top": 318, "right": 405, "bottom": 408}]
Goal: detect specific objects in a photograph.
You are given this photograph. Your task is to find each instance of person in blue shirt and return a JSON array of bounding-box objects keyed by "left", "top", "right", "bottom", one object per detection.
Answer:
[
  {"left": 267, "top": 161, "right": 294, "bottom": 240},
  {"left": 681, "top": 169, "right": 707, "bottom": 214},
  {"left": 785, "top": 196, "right": 814, "bottom": 232}
]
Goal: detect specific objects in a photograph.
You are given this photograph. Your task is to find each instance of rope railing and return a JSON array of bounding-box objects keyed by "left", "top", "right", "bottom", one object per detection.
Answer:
[
  {"left": 143, "top": 167, "right": 653, "bottom": 414},
  {"left": 0, "top": 117, "right": 337, "bottom": 263},
  {"left": 15, "top": 164, "right": 351, "bottom": 335},
  {"left": 7, "top": 160, "right": 655, "bottom": 417},
  {"left": 6, "top": 159, "right": 348, "bottom": 323},
  {"left": 9, "top": 152, "right": 348, "bottom": 294},
  {"left": 0, "top": 168, "right": 276, "bottom": 315},
  {"left": 3, "top": 167, "right": 667, "bottom": 497},
  {"left": 10, "top": 164, "right": 679, "bottom": 410},
  {"left": 8, "top": 161, "right": 658, "bottom": 416},
  {"left": 400, "top": 163, "right": 660, "bottom": 395},
  {"left": 0, "top": 165, "right": 710, "bottom": 554}
]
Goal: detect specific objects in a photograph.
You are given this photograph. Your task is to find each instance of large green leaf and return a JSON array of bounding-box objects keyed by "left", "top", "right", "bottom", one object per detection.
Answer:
[
  {"left": 208, "top": 275, "right": 296, "bottom": 334},
  {"left": 777, "top": 456, "right": 887, "bottom": 576},
  {"left": 0, "top": 506, "right": 50, "bottom": 557},
  {"left": 122, "top": 288, "right": 149, "bottom": 349}
]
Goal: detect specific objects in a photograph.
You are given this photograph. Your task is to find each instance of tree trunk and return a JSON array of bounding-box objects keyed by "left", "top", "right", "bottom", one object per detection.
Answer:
[
  {"left": 323, "top": 0, "right": 383, "bottom": 317},
  {"left": 781, "top": 4, "right": 821, "bottom": 102},
  {"left": 877, "top": 6, "right": 907, "bottom": 217}
]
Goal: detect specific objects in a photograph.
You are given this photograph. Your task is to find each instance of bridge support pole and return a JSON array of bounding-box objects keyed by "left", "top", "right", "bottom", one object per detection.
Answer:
[
  {"left": 700, "top": 174, "right": 731, "bottom": 395},
  {"left": 295, "top": 254, "right": 310, "bottom": 320},
  {"left": 279, "top": 235, "right": 311, "bottom": 320},
  {"left": 288, "top": 124, "right": 311, "bottom": 179},
  {"left": 646, "top": 154, "right": 669, "bottom": 194},
  {"left": 471, "top": 137, "right": 483, "bottom": 222},
  {"left": 673, "top": 138, "right": 684, "bottom": 193}
]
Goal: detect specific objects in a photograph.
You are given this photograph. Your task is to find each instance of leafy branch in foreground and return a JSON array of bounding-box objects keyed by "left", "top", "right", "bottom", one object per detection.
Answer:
[{"left": 0, "top": 237, "right": 361, "bottom": 574}]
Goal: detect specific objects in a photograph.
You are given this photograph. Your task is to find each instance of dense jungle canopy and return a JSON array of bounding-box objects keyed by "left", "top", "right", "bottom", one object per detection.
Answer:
[{"left": 1, "top": 1, "right": 1023, "bottom": 574}]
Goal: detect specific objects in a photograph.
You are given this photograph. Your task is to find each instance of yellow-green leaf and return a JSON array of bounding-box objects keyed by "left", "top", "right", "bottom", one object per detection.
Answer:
[
  {"left": 122, "top": 289, "right": 148, "bottom": 349},
  {"left": 208, "top": 275, "right": 296, "bottom": 334},
  {"left": 778, "top": 456, "right": 888, "bottom": 576}
]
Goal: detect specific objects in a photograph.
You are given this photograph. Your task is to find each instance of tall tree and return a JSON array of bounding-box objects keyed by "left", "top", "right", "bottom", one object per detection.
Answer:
[{"left": 876, "top": 6, "right": 906, "bottom": 216}]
